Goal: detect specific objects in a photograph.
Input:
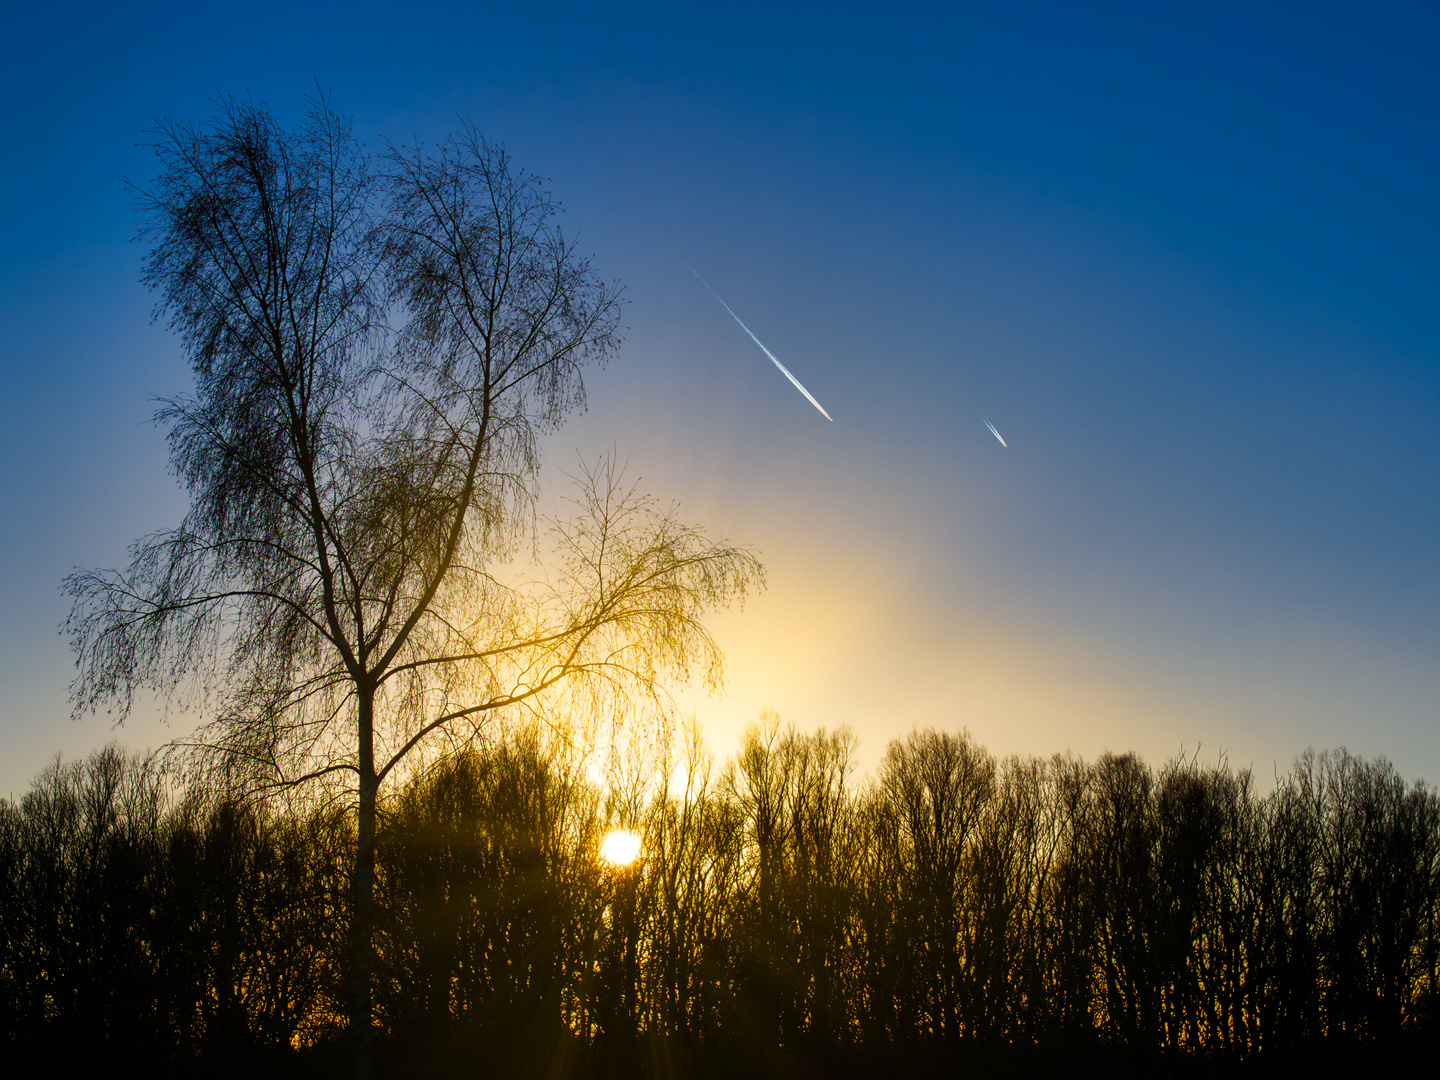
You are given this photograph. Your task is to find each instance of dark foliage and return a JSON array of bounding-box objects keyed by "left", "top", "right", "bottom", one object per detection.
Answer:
[{"left": 2, "top": 725, "right": 1437, "bottom": 1078}]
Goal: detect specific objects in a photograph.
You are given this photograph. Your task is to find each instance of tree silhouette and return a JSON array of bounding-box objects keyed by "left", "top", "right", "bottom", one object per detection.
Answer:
[
  {"left": 4, "top": 731, "right": 1440, "bottom": 1076},
  {"left": 62, "top": 92, "right": 761, "bottom": 1080}
]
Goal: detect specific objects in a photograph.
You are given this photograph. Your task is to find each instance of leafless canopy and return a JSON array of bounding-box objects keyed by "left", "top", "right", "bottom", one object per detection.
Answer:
[{"left": 64, "top": 94, "right": 762, "bottom": 803}]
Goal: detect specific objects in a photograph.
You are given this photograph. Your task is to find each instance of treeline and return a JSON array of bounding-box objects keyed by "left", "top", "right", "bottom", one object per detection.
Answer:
[{"left": 2, "top": 721, "right": 1438, "bottom": 1077}]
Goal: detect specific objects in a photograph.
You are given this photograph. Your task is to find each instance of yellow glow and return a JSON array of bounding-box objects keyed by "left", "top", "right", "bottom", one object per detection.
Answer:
[{"left": 599, "top": 829, "right": 642, "bottom": 867}]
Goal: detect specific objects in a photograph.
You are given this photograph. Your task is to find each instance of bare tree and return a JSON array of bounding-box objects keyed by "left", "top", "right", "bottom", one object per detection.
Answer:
[{"left": 63, "top": 93, "right": 762, "bottom": 1079}]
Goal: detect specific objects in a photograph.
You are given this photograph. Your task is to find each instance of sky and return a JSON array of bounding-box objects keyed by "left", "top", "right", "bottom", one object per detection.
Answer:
[{"left": 2, "top": 1, "right": 1439, "bottom": 797}]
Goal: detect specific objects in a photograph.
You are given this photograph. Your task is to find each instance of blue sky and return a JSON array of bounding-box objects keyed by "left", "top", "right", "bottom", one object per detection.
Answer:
[{"left": 3, "top": 1, "right": 1438, "bottom": 794}]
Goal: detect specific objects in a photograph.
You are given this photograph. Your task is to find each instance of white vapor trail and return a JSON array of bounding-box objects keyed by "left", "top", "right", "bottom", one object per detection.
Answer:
[
  {"left": 682, "top": 261, "right": 833, "bottom": 421},
  {"left": 983, "top": 417, "right": 1007, "bottom": 447}
]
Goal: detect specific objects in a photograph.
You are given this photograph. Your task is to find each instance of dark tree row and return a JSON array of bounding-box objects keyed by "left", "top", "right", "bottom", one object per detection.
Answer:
[{"left": 3, "top": 722, "right": 1438, "bottom": 1077}]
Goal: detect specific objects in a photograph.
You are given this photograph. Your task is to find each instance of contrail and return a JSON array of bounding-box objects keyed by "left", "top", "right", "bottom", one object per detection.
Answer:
[
  {"left": 682, "top": 261, "right": 833, "bottom": 421},
  {"left": 983, "top": 417, "right": 1007, "bottom": 447}
]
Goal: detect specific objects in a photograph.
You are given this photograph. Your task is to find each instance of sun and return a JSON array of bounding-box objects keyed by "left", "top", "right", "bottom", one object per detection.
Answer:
[{"left": 599, "top": 829, "right": 642, "bottom": 868}]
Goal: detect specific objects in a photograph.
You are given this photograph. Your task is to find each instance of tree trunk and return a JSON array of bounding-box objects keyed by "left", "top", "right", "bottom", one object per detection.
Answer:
[{"left": 352, "top": 687, "right": 377, "bottom": 1080}]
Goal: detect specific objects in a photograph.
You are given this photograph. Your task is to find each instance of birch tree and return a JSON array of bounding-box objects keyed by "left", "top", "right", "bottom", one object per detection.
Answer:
[{"left": 64, "top": 93, "right": 761, "bottom": 1079}]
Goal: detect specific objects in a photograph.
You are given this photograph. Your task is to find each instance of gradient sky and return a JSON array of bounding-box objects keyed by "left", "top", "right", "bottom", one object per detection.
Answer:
[{"left": 3, "top": 1, "right": 1439, "bottom": 797}]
